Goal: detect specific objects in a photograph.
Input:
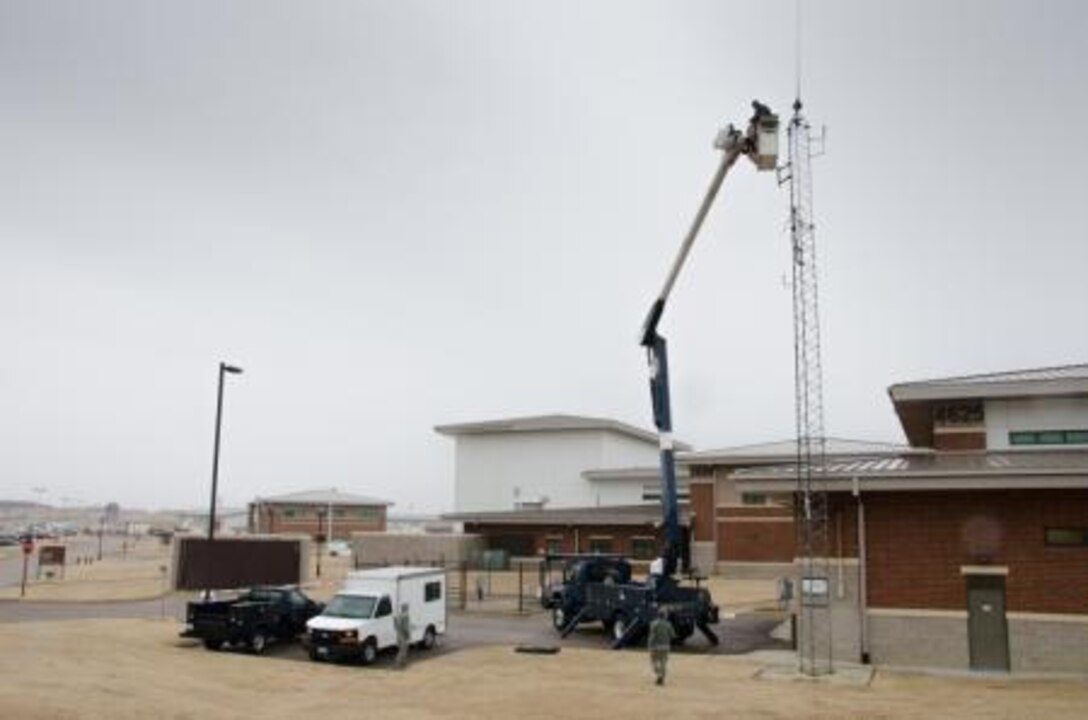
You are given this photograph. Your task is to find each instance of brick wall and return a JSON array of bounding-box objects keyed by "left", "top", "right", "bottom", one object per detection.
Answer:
[
  {"left": 863, "top": 490, "right": 1088, "bottom": 614},
  {"left": 689, "top": 482, "right": 714, "bottom": 542},
  {"left": 251, "top": 503, "right": 386, "bottom": 540},
  {"left": 932, "top": 431, "right": 986, "bottom": 451}
]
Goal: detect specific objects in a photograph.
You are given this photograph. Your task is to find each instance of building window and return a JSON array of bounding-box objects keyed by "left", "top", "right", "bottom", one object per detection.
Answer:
[
  {"left": 741, "top": 493, "right": 767, "bottom": 506},
  {"left": 630, "top": 537, "right": 656, "bottom": 560},
  {"left": 425, "top": 581, "right": 442, "bottom": 602},
  {"left": 933, "top": 401, "right": 984, "bottom": 427},
  {"left": 1044, "top": 527, "right": 1088, "bottom": 547},
  {"left": 544, "top": 537, "right": 564, "bottom": 555},
  {"left": 642, "top": 483, "right": 690, "bottom": 502},
  {"left": 1010, "top": 430, "right": 1088, "bottom": 446},
  {"left": 587, "top": 537, "right": 613, "bottom": 554},
  {"left": 283, "top": 507, "right": 297, "bottom": 519}
]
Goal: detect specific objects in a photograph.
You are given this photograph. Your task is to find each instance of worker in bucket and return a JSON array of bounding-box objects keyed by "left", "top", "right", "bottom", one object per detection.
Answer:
[
  {"left": 647, "top": 607, "right": 676, "bottom": 686},
  {"left": 394, "top": 603, "right": 411, "bottom": 669}
]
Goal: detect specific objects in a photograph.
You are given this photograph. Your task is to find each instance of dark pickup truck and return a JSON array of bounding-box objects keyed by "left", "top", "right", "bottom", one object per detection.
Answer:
[{"left": 181, "top": 586, "right": 324, "bottom": 654}]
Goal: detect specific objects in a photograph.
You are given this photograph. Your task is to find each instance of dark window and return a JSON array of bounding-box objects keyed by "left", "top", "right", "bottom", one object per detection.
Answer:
[
  {"left": 545, "top": 538, "right": 563, "bottom": 555},
  {"left": 1045, "top": 528, "right": 1088, "bottom": 547},
  {"left": 631, "top": 538, "right": 656, "bottom": 560},
  {"left": 375, "top": 596, "right": 392, "bottom": 617},
  {"left": 587, "top": 538, "right": 613, "bottom": 555},
  {"left": 741, "top": 493, "right": 768, "bottom": 506},
  {"left": 1010, "top": 430, "right": 1088, "bottom": 446},
  {"left": 934, "top": 401, "right": 984, "bottom": 427},
  {"left": 425, "top": 581, "right": 442, "bottom": 602}
]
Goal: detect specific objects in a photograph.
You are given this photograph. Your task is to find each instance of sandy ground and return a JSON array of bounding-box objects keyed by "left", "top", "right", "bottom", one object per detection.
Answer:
[
  {"left": 0, "top": 538, "right": 173, "bottom": 601},
  {"left": 2, "top": 543, "right": 778, "bottom": 614},
  {"left": 0, "top": 619, "right": 1084, "bottom": 719}
]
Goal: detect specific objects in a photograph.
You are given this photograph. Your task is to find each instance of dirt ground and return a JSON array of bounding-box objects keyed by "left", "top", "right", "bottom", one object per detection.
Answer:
[
  {"left": 2, "top": 542, "right": 780, "bottom": 613},
  {"left": 0, "top": 537, "right": 173, "bottom": 602},
  {"left": 1, "top": 619, "right": 1085, "bottom": 720}
]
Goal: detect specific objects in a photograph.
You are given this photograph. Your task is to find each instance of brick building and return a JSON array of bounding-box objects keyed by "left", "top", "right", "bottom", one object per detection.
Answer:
[
  {"left": 736, "top": 364, "right": 1088, "bottom": 673},
  {"left": 447, "top": 504, "right": 691, "bottom": 562},
  {"left": 248, "top": 488, "right": 391, "bottom": 541},
  {"left": 679, "top": 439, "right": 918, "bottom": 575}
]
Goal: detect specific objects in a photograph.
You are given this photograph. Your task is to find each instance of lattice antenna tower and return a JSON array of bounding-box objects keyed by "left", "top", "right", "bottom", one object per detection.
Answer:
[{"left": 779, "top": 95, "right": 832, "bottom": 677}]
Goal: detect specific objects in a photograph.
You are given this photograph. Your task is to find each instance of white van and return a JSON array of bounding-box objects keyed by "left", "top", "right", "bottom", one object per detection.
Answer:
[{"left": 305, "top": 566, "right": 446, "bottom": 664}]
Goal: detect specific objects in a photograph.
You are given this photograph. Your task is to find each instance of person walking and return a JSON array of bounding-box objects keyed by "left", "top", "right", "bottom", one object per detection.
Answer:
[
  {"left": 647, "top": 608, "right": 675, "bottom": 686},
  {"left": 394, "top": 603, "right": 411, "bottom": 669}
]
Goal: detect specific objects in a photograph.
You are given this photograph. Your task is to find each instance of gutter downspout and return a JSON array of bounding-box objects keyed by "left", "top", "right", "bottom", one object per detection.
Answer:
[{"left": 853, "top": 476, "right": 870, "bottom": 664}]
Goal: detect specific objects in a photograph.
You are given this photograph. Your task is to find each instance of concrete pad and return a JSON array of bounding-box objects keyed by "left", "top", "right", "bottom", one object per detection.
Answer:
[{"left": 755, "top": 660, "right": 875, "bottom": 686}]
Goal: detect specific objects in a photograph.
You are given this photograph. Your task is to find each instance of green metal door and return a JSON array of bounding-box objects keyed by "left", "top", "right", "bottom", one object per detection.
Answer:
[{"left": 967, "top": 575, "right": 1010, "bottom": 672}]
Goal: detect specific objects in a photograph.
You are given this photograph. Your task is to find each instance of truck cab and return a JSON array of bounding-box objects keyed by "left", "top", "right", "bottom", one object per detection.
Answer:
[
  {"left": 540, "top": 554, "right": 632, "bottom": 631},
  {"left": 306, "top": 591, "right": 398, "bottom": 664}
]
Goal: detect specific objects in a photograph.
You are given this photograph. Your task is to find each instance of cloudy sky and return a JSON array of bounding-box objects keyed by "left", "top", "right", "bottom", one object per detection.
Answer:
[{"left": 3, "top": 1, "right": 1087, "bottom": 512}]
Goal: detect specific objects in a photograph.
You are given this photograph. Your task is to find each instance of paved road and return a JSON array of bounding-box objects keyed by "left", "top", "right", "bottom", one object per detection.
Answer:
[{"left": 0, "top": 596, "right": 788, "bottom": 666}]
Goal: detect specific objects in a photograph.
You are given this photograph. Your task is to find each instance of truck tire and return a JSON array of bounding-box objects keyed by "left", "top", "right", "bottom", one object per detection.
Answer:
[
  {"left": 611, "top": 613, "right": 630, "bottom": 644},
  {"left": 360, "top": 638, "right": 378, "bottom": 666},
  {"left": 420, "top": 625, "right": 437, "bottom": 650},
  {"left": 672, "top": 620, "right": 694, "bottom": 645},
  {"left": 203, "top": 638, "right": 221, "bottom": 651},
  {"left": 249, "top": 632, "right": 268, "bottom": 655},
  {"left": 308, "top": 647, "right": 321, "bottom": 662},
  {"left": 552, "top": 606, "right": 568, "bottom": 632}
]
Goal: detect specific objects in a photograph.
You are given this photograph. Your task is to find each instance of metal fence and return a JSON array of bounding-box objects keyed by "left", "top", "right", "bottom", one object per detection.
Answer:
[{"left": 350, "top": 557, "right": 547, "bottom": 615}]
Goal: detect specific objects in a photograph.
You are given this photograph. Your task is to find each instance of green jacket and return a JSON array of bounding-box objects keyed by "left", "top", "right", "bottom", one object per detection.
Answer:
[{"left": 647, "top": 617, "right": 675, "bottom": 650}]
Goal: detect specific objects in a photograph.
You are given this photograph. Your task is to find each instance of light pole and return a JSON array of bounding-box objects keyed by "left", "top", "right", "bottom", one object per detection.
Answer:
[{"left": 208, "top": 362, "right": 243, "bottom": 542}]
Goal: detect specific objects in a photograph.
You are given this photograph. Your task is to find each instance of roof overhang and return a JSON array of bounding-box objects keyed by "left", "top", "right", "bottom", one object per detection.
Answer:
[
  {"left": 442, "top": 504, "right": 690, "bottom": 527},
  {"left": 737, "top": 473, "right": 1088, "bottom": 493}
]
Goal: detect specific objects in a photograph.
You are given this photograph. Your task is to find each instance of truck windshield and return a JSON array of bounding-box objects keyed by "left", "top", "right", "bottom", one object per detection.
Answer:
[{"left": 323, "top": 594, "right": 377, "bottom": 619}]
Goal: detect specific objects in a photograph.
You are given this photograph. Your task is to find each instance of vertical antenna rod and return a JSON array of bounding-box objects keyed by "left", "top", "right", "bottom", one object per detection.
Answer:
[{"left": 784, "top": 97, "right": 833, "bottom": 676}]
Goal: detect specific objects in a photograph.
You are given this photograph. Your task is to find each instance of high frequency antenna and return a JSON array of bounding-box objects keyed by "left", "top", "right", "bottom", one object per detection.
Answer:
[{"left": 780, "top": 1, "right": 833, "bottom": 676}]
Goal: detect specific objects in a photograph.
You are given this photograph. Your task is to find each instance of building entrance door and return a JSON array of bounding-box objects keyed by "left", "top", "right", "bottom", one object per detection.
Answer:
[{"left": 966, "top": 574, "right": 1010, "bottom": 672}]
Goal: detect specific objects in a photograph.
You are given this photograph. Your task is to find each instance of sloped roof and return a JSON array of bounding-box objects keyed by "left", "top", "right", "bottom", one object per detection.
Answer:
[
  {"left": 254, "top": 488, "right": 392, "bottom": 506},
  {"left": 679, "top": 437, "right": 920, "bottom": 465},
  {"left": 732, "top": 449, "right": 1088, "bottom": 493},
  {"left": 434, "top": 414, "right": 689, "bottom": 449},
  {"left": 889, "top": 363, "right": 1088, "bottom": 402}
]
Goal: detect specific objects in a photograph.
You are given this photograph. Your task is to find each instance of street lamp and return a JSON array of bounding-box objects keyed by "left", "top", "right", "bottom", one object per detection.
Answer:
[{"left": 208, "top": 362, "right": 243, "bottom": 542}]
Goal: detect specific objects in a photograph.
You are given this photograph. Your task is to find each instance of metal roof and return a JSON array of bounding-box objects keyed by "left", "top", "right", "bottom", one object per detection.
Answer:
[
  {"left": 732, "top": 450, "right": 1088, "bottom": 493},
  {"left": 679, "top": 437, "right": 920, "bottom": 465},
  {"left": 253, "top": 488, "right": 393, "bottom": 506},
  {"left": 889, "top": 363, "right": 1088, "bottom": 402},
  {"left": 434, "top": 413, "right": 689, "bottom": 449},
  {"left": 442, "top": 503, "right": 689, "bottom": 527}
]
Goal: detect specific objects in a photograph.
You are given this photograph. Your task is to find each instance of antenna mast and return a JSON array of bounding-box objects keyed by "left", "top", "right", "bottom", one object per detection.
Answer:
[{"left": 782, "top": 95, "right": 832, "bottom": 676}]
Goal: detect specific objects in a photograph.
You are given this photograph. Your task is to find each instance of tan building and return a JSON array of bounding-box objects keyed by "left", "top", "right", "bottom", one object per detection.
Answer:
[{"left": 248, "top": 488, "right": 391, "bottom": 541}]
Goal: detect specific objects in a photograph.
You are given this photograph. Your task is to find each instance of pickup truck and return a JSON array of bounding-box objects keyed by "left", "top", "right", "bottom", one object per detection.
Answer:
[{"left": 181, "top": 586, "right": 324, "bottom": 654}]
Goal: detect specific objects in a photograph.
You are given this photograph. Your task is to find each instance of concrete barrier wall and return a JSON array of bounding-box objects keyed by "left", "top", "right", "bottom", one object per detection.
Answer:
[
  {"left": 351, "top": 532, "right": 484, "bottom": 566},
  {"left": 1009, "top": 616, "right": 1088, "bottom": 673},
  {"left": 867, "top": 611, "right": 969, "bottom": 669}
]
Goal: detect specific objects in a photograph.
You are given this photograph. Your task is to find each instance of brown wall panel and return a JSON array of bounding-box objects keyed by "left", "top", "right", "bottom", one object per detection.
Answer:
[{"left": 176, "top": 538, "right": 302, "bottom": 590}]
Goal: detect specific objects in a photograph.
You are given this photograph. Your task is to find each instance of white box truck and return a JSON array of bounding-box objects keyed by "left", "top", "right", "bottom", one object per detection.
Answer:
[{"left": 304, "top": 566, "right": 446, "bottom": 664}]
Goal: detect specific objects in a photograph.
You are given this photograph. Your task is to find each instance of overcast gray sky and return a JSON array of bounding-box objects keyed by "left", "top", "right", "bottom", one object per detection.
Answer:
[{"left": 3, "top": 1, "right": 1087, "bottom": 512}]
